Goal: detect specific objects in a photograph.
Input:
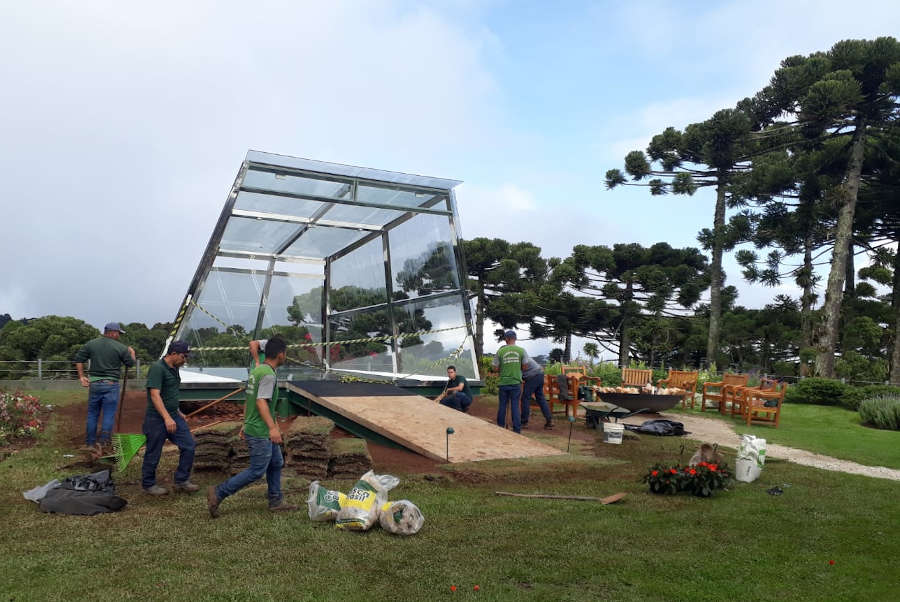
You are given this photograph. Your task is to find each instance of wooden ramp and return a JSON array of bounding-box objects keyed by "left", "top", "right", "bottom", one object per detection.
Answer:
[{"left": 287, "top": 381, "right": 564, "bottom": 463}]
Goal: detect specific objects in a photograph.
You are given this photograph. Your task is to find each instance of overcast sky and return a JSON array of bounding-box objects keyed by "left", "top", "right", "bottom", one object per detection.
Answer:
[{"left": 1, "top": 0, "right": 898, "bottom": 358}]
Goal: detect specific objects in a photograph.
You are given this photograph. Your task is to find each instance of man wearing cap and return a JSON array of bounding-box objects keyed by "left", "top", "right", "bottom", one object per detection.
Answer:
[
  {"left": 140, "top": 340, "right": 198, "bottom": 496},
  {"left": 521, "top": 355, "right": 554, "bottom": 430},
  {"left": 74, "top": 322, "right": 136, "bottom": 451},
  {"left": 492, "top": 330, "right": 530, "bottom": 434}
]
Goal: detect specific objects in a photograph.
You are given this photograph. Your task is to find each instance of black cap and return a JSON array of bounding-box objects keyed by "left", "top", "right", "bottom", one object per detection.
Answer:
[{"left": 168, "top": 340, "right": 191, "bottom": 356}]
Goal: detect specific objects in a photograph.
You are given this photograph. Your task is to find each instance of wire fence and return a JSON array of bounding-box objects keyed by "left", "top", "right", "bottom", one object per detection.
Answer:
[{"left": 0, "top": 360, "right": 145, "bottom": 381}]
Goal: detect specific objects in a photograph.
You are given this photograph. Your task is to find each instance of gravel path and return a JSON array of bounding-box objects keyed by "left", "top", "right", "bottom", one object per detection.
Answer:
[{"left": 621, "top": 412, "right": 900, "bottom": 482}]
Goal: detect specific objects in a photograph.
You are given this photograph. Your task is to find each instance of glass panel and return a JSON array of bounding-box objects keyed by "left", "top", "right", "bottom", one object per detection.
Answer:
[
  {"left": 393, "top": 295, "right": 475, "bottom": 378},
  {"left": 323, "top": 202, "right": 406, "bottom": 228},
  {"left": 388, "top": 213, "right": 460, "bottom": 301},
  {"left": 282, "top": 225, "right": 367, "bottom": 259},
  {"left": 357, "top": 184, "right": 442, "bottom": 209},
  {"left": 220, "top": 217, "right": 302, "bottom": 253},
  {"left": 234, "top": 191, "right": 326, "bottom": 218},
  {"left": 328, "top": 308, "right": 394, "bottom": 374},
  {"left": 259, "top": 274, "right": 325, "bottom": 372},
  {"left": 330, "top": 238, "right": 388, "bottom": 311},
  {"left": 243, "top": 169, "right": 352, "bottom": 200},
  {"left": 179, "top": 269, "right": 264, "bottom": 368}
]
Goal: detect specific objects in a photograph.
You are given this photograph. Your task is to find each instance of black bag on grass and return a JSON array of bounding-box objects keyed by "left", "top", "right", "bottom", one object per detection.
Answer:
[
  {"left": 625, "top": 419, "right": 687, "bottom": 437},
  {"left": 38, "top": 469, "right": 127, "bottom": 516}
]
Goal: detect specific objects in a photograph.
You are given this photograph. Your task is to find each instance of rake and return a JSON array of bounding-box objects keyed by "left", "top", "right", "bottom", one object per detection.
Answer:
[{"left": 111, "top": 433, "right": 147, "bottom": 471}]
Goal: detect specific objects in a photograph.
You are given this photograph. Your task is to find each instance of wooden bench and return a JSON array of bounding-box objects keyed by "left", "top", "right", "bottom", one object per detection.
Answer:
[
  {"left": 621, "top": 368, "right": 653, "bottom": 387},
  {"left": 701, "top": 373, "right": 749, "bottom": 413},
  {"left": 657, "top": 369, "right": 699, "bottom": 409}
]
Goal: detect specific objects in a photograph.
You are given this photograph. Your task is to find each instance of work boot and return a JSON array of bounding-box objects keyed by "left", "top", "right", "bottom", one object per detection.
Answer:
[
  {"left": 207, "top": 486, "right": 221, "bottom": 518},
  {"left": 268, "top": 501, "right": 298, "bottom": 513},
  {"left": 521, "top": 422, "right": 530, "bottom": 429},
  {"left": 544, "top": 420, "right": 554, "bottom": 430},
  {"left": 174, "top": 481, "right": 200, "bottom": 493},
  {"left": 143, "top": 485, "right": 168, "bottom": 496}
]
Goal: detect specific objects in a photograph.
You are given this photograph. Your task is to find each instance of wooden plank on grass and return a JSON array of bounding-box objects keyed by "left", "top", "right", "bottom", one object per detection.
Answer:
[{"left": 286, "top": 383, "right": 564, "bottom": 463}]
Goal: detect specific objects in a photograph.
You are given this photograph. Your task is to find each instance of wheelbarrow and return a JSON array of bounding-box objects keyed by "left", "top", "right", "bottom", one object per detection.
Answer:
[{"left": 580, "top": 401, "right": 649, "bottom": 429}]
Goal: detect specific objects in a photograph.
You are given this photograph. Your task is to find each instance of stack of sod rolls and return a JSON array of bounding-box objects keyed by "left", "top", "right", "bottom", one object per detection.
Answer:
[
  {"left": 328, "top": 437, "right": 373, "bottom": 479},
  {"left": 285, "top": 416, "right": 333, "bottom": 479},
  {"left": 193, "top": 421, "right": 241, "bottom": 472}
]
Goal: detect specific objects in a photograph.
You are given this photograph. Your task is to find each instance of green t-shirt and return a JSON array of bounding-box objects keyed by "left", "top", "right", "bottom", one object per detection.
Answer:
[
  {"left": 146, "top": 359, "right": 181, "bottom": 417},
  {"left": 448, "top": 374, "right": 471, "bottom": 399},
  {"left": 244, "top": 363, "right": 279, "bottom": 438},
  {"left": 495, "top": 345, "right": 528, "bottom": 386},
  {"left": 73, "top": 336, "right": 135, "bottom": 381}
]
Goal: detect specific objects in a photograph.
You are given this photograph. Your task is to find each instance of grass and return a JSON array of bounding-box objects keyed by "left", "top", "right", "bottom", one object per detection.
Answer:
[
  {"left": 671, "top": 399, "right": 900, "bottom": 469},
  {"left": 1, "top": 390, "right": 899, "bottom": 600}
]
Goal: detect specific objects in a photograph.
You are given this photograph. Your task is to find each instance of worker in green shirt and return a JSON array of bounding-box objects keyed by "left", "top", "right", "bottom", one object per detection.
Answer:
[
  {"left": 73, "top": 322, "right": 136, "bottom": 450},
  {"left": 492, "top": 330, "right": 530, "bottom": 433},
  {"left": 141, "top": 340, "right": 198, "bottom": 495},
  {"left": 208, "top": 336, "right": 297, "bottom": 517}
]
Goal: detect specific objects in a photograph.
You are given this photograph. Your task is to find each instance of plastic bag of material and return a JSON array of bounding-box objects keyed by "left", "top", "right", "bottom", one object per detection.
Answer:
[
  {"left": 379, "top": 500, "right": 425, "bottom": 536},
  {"left": 735, "top": 435, "right": 767, "bottom": 482},
  {"left": 335, "top": 470, "right": 400, "bottom": 531},
  {"left": 307, "top": 481, "right": 347, "bottom": 522}
]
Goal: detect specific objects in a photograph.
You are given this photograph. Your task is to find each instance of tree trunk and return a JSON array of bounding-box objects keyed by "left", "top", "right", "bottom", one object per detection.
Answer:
[
  {"left": 890, "top": 235, "right": 900, "bottom": 385},
  {"left": 618, "top": 279, "right": 634, "bottom": 368},
  {"left": 815, "top": 117, "right": 866, "bottom": 378},
  {"left": 799, "top": 234, "right": 815, "bottom": 377},
  {"left": 706, "top": 180, "right": 727, "bottom": 369},
  {"left": 564, "top": 333, "right": 572, "bottom": 363},
  {"left": 474, "top": 279, "right": 485, "bottom": 367},
  {"left": 844, "top": 241, "right": 855, "bottom": 297}
]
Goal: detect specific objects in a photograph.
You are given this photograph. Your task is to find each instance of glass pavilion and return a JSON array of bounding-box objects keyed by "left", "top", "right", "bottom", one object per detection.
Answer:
[{"left": 170, "top": 151, "right": 479, "bottom": 384}]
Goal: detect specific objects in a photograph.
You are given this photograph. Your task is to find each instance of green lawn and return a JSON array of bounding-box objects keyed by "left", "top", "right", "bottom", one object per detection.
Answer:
[
  {"left": 671, "top": 400, "right": 900, "bottom": 470},
  {"left": 1, "top": 390, "right": 899, "bottom": 600}
]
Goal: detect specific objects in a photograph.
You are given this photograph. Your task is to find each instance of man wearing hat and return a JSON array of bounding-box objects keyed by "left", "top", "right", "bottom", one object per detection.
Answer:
[
  {"left": 140, "top": 340, "right": 198, "bottom": 495},
  {"left": 74, "top": 322, "right": 136, "bottom": 451},
  {"left": 491, "top": 330, "right": 530, "bottom": 434}
]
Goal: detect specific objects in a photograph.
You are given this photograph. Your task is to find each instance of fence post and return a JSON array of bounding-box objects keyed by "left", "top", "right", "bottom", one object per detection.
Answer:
[
  {"left": 136, "top": 359, "right": 141, "bottom": 379},
  {"left": 37, "top": 358, "right": 42, "bottom": 380}
]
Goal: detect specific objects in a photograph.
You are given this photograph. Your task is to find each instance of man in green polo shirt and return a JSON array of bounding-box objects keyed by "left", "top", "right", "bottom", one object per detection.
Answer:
[
  {"left": 73, "top": 322, "right": 136, "bottom": 450},
  {"left": 435, "top": 365, "right": 473, "bottom": 412},
  {"left": 208, "top": 336, "right": 296, "bottom": 517},
  {"left": 140, "top": 340, "right": 198, "bottom": 496},
  {"left": 492, "top": 330, "right": 530, "bottom": 433}
]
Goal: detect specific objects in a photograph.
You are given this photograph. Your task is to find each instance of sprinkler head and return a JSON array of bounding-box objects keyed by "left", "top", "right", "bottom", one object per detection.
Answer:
[
  {"left": 568, "top": 415, "right": 576, "bottom": 423},
  {"left": 446, "top": 427, "right": 455, "bottom": 435}
]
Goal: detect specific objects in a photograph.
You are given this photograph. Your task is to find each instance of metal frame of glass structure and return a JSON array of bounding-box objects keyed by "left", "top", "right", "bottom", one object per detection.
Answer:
[{"left": 168, "top": 150, "right": 479, "bottom": 383}]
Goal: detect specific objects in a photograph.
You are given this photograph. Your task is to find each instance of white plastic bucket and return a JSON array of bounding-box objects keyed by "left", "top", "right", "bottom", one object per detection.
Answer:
[{"left": 603, "top": 422, "right": 624, "bottom": 444}]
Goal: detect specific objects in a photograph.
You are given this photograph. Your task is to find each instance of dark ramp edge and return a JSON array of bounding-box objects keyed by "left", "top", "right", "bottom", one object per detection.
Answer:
[{"left": 288, "top": 380, "right": 422, "bottom": 398}]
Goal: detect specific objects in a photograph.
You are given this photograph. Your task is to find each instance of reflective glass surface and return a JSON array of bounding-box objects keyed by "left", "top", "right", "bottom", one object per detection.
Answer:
[
  {"left": 323, "top": 203, "right": 406, "bottom": 228},
  {"left": 260, "top": 274, "right": 325, "bottom": 370},
  {"left": 220, "top": 217, "right": 302, "bottom": 253},
  {"left": 242, "top": 169, "right": 352, "bottom": 200},
  {"left": 393, "top": 295, "right": 475, "bottom": 378},
  {"left": 282, "top": 225, "right": 367, "bottom": 259},
  {"left": 357, "top": 184, "right": 442, "bottom": 209},
  {"left": 181, "top": 269, "right": 264, "bottom": 367},
  {"left": 328, "top": 308, "right": 394, "bottom": 373},
  {"left": 234, "top": 191, "right": 326, "bottom": 218},
  {"left": 330, "top": 238, "right": 388, "bottom": 311},
  {"left": 388, "top": 213, "right": 459, "bottom": 300}
]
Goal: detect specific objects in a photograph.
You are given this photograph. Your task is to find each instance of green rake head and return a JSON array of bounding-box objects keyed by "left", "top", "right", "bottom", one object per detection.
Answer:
[{"left": 111, "top": 433, "right": 147, "bottom": 472}]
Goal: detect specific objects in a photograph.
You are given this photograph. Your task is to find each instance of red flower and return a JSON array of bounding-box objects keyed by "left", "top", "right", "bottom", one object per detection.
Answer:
[
  {"left": 304, "top": 332, "right": 312, "bottom": 340},
  {"left": 709, "top": 464, "right": 718, "bottom": 471},
  {"left": 651, "top": 470, "right": 659, "bottom": 477},
  {"left": 689, "top": 468, "right": 697, "bottom": 475},
  {"left": 698, "top": 461, "right": 708, "bottom": 468},
  {"left": 669, "top": 469, "right": 677, "bottom": 474}
]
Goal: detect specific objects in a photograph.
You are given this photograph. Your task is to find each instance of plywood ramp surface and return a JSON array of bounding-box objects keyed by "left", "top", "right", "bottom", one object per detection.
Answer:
[{"left": 288, "top": 383, "right": 563, "bottom": 463}]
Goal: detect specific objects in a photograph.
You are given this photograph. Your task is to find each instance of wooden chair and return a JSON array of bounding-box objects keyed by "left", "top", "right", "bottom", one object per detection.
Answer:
[
  {"left": 742, "top": 382, "right": 787, "bottom": 427},
  {"left": 544, "top": 372, "right": 597, "bottom": 418},
  {"left": 701, "top": 373, "right": 749, "bottom": 413},
  {"left": 621, "top": 368, "right": 653, "bottom": 387},
  {"left": 657, "top": 369, "right": 699, "bottom": 409},
  {"left": 729, "top": 377, "right": 778, "bottom": 417}
]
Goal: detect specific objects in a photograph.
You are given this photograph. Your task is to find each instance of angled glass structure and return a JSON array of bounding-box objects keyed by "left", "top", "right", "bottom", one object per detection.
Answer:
[{"left": 169, "top": 150, "right": 478, "bottom": 383}]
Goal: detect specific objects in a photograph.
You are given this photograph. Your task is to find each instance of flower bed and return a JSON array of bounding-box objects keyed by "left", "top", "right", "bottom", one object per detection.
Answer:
[
  {"left": 0, "top": 391, "right": 46, "bottom": 446},
  {"left": 643, "top": 461, "right": 732, "bottom": 497}
]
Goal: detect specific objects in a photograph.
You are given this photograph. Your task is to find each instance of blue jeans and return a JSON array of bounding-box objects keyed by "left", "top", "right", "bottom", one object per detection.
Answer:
[
  {"left": 497, "top": 384, "right": 522, "bottom": 433},
  {"left": 440, "top": 392, "right": 472, "bottom": 412},
  {"left": 521, "top": 372, "right": 552, "bottom": 424},
  {"left": 215, "top": 435, "right": 284, "bottom": 506},
  {"left": 141, "top": 412, "right": 196, "bottom": 489},
  {"left": 86, "top": 382, "right": 119, "bottom": 445}
]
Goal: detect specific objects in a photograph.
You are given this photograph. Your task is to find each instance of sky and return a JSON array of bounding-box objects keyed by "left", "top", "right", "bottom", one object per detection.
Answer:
[{"left": 1, "top": 0, "right": 898, "bottom": 359}]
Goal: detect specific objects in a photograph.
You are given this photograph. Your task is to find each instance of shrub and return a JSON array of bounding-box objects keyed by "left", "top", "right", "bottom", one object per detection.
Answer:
[
  {"left": 643, "top": 462, "right": 732, "bottom": 497},
  {"left": 0, "top": 391, "right": 45, "bottom": 445},
  {"left": 841, "top": 385, "right": 900, "bottom": 411},
  {"left": 858, "top": 396, "right": 900, "bottom": 430},
  {"left": 482, "top": 372, "right": 499, "bottom": 395},
  {"left": 589, "top": 362, "right": 622, "bottom": 386},
  {"left": 783, "top": 378, "right": 848, "bottom": 406}
]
